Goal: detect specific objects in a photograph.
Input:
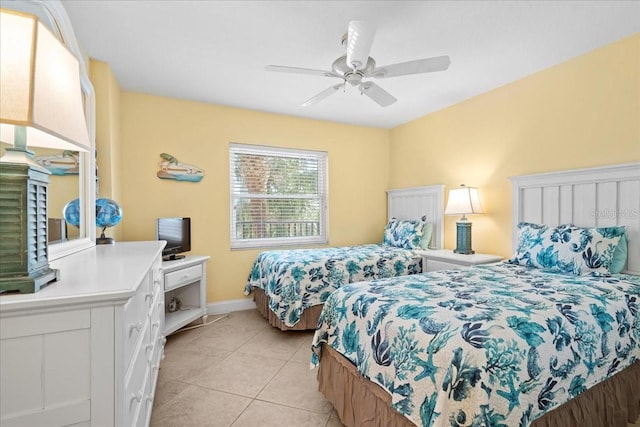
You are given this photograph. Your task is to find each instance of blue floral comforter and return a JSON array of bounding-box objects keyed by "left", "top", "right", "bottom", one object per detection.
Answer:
[
  {"left": 244, "top": 244, "right": 422, "bottom": 327},
  {"left": 311, "top": 262, "right": 640, "bottom": 427}
]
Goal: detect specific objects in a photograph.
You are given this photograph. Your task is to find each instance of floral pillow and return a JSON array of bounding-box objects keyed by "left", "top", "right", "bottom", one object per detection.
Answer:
[
  {"left": 383, "top": 216, "right": 426, "bottom": 249},
  {"left": 509, "top": 222, "right": 626, "bottom": 276}
]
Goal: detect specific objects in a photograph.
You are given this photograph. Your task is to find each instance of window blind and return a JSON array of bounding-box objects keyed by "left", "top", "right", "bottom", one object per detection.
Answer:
[{"left": 229, "top": 143, "right": 328, "bottom": 249}]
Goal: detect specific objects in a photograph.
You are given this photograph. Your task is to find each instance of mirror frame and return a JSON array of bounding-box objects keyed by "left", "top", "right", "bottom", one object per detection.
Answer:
[{"left": 9, "top": 0, "right": 97, "bottom": 259}]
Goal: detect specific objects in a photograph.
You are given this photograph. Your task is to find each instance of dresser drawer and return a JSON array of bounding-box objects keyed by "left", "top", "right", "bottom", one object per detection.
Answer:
[
  {"left": 165, "top": 264, "right": 202, "bottom": 290},
  {"left": 149, "top": 294, "right": 164, "bottom": 344},
  {"left": 123, "top": 279, "right": 152, "bottom": 363},
  {"left": 125, "top": 327, "right": 152, "bottom": 426},
  {"left": 151, "top": 257, "right": 162, "bottom": 295}
]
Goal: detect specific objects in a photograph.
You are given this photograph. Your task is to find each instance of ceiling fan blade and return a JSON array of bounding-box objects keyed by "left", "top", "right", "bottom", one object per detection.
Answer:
[
  {"left": 265, "top": 65, "right": 342, "bottom": 79},
  {"left": 369, "top": 55, "right": 451, "bottom": 79},
  {"left": 346, "top": 20, "right": 376, "bottom": 71},
  {"left": 302, "top": 84, "right": 343, "bottom": 107},
  {"left": 360, "top": 81, "right": 396, "bottom": 107}
]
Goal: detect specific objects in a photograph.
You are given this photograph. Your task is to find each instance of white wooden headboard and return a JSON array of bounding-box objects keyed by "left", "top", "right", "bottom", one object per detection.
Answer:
[
  {"left": 387, "top": 185, "right": 445, "bottom": 250},
  {"left": 510, "top": 163, "right": 640, "bottom": 274}
]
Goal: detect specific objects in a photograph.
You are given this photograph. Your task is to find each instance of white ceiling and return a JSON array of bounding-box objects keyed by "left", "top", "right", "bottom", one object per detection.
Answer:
[{"left": 59, "top": 1, "right": 640, "bottom": 129}]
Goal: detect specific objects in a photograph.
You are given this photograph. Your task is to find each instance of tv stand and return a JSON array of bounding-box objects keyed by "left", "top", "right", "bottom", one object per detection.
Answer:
[
  {"left": 160, "top": 255, "right": 210, "bottom": 335},
  {"left": 162, "top": 254, "right": 185, "bottom": 261}
]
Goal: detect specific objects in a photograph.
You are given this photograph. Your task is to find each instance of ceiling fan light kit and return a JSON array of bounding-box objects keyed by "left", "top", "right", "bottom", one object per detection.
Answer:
[{"left": 266, "top": 20, "right": 450, "bottom": 107}]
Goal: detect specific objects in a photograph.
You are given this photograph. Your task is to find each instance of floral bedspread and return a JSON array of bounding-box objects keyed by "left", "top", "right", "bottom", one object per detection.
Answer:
[
  {"left": 311, "top": 262, "right": 640, "bottom": 427},
  {"left": 244, "top": 244, "right": 422, "bottom": 327}
]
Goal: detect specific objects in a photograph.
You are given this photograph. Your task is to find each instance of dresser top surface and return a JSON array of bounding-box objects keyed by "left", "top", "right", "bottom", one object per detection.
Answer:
[{"left": 0, "top": 241, "right": 165, "bottom": 313}]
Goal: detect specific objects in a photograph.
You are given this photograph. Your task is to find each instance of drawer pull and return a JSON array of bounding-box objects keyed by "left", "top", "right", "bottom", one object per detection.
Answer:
[
  {"left": 129, "top": 321, "right": 143, "bottom": 336},
  {"left": 130, "top": 392, "right": 142, "bottom": 407},
  {"left": 146, "top": 344, "right": 154, "bottom": 362}
]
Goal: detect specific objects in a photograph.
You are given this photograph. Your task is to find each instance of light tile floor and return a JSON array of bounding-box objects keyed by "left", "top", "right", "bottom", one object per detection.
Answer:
[
  {"left": 151, "top": 309, "right": 342, "bottom": 427},
  {"left": 151, "top": 309, "right": 640, "bottom": 427}
]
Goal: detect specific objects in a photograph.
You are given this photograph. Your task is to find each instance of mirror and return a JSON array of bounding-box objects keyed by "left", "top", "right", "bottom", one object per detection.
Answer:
[
  {"left": 33, "top": 147, "right": 82, "bottom": 243},
  {"left": 1, "top": 0, "right": 97, "bottom": 260}
]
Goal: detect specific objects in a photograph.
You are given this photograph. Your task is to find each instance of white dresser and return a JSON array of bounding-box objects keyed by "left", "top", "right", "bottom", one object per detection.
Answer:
[{"left": 0, "top": 241, "right": 165, "bottom": 427}]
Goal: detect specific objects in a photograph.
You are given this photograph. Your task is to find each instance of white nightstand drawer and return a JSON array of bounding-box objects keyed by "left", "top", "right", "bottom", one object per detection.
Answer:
[
  {"left": 164, "top": 264, "right": 202, "bottom": 290},
  {"left": 419, "top": 250, "right": 502, "bottom": 273},
  {"left": 426, "top": 259, "right": 463, "bottom": 272}
]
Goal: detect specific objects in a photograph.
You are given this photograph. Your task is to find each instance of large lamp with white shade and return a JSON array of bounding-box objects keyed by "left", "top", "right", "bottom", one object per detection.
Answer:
[
  {"left": 0, "top": 8, "right": 90, "bottom": 293},
  {"left": 445, "top": 184, "right": 484, "bottom": 255}
]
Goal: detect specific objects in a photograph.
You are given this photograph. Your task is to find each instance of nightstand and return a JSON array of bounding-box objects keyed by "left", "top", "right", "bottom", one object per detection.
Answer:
[
  {"left": 417, "top": 249, "right": 502, "bottom": 272},
  {"left": 161, "top": 255, "right": 210, "bottom": 335}
]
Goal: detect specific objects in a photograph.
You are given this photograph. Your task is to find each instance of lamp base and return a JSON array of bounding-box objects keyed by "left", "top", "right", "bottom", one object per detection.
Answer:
[
  {"left": 0, "top": 267, "right": 59, "bottom": 294},
  {"left": 453, "top": 221, "right": 475, "bottom": 255},
  {"left": 0, "top": 160, "right": 56, "bottom": 293},
  {"left": 453, "top": 249, "right": 475, "bottom": 255}
]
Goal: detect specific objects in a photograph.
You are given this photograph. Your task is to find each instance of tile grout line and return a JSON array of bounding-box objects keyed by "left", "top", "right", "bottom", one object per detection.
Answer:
[
  {"left": 229, "top": 326, "right": 291, "bottom": 427},
  {"left": 229, "top": 326, "right": 324, "bottom": 426}
]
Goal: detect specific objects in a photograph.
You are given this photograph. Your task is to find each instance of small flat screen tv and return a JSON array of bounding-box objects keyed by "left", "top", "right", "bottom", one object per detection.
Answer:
[{"left": 157, "top": 217, "right": 191, "bottom": 261}]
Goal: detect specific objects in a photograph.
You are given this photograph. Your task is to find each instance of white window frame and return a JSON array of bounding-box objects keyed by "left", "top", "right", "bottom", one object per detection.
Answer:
[{"left": 229, "top": 143, "right": 328, "bottom": 249}]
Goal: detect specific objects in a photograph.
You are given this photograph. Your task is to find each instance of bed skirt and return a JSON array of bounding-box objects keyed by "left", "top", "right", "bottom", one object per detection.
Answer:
[
  {"left": 317, "top": 345, "right": 640, "bottom": 427},
  {"left": 253, "top": 288, "right": 323, "bottom": 331}
]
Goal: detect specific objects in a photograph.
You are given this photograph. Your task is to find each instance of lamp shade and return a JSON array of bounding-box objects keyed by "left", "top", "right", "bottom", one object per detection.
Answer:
[
  {"left": 445, "top": 185, "right": 484, "bottom": 215},
  {"left": 0, "top": 8, "right": 90, "bottom": 152}
]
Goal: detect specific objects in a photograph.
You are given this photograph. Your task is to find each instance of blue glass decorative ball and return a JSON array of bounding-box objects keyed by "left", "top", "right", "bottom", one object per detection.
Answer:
[
  {"left": 63, "top": 198, "right": 81, "bottom": 227},
  {"left": 96, "top": 198, "right": 123, "bottom": 228}
]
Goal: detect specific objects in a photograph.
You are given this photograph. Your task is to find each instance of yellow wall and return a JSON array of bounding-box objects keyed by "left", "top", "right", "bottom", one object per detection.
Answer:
[
  {"left": 118, "top": 94, "right": 390, "bottom": 301},
  {"left": 390, "top": 34, "right": 640, "bottom": 258},
  {"left": 90, "top": 60, "right": 124, "bottom": 241}
]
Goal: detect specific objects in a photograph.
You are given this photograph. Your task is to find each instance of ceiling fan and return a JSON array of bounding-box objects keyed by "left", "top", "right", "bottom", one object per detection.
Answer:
[{"left": 265, "top": 20, "right": 451, "bottom": 107}]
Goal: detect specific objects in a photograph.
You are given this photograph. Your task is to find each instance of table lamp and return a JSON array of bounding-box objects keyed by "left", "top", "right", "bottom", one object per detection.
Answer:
[
  {"left": 445, "top": 184, "right": 483, "bottom": 254},
  {"left": 0, "top": 8, "right": 90, "bottom": 293}
]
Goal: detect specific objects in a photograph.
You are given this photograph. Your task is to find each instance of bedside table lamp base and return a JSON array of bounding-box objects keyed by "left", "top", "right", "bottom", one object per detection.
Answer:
[
  {"left": 445, "top": 184, "right": 483, "bottom": 255},
  {"left": 454, "top": 220, "right": 474, "bottom": 255}
]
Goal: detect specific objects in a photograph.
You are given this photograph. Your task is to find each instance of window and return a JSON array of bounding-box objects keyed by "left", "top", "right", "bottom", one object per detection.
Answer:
[{"left": 229, "top": 143, "right": 328, "bottom": 249}]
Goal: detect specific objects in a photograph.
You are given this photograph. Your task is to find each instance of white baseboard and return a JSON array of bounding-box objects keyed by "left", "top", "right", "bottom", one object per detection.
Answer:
[{"left": 207, "top": 298, "right": 256, "bottom": 315}]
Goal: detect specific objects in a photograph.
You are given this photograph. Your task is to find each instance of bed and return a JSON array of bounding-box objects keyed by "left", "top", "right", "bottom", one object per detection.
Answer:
[
  {"left": 245, "top": 185, "right": 445, "bottom": 330},
  {"left": 311, "top": 163, "right": 640, "bottom": 427}
]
